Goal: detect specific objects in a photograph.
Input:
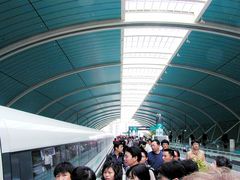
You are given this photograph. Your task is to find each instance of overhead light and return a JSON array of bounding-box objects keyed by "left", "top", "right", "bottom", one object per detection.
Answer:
[{"left": 121, "top": 0, "right": 211, "bottom": 122}]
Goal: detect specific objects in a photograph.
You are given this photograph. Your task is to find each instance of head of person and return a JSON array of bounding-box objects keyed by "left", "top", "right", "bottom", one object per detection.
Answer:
[
  {"left": 139, "top": 148, "right": 148, "bottom": 164},
  {"left": 161, "top": 139, "right": 169, "bottom": 150},
  {"left": 159, "top": 160, "right": 185, "bottom": 180},
  {"left": 113, "top": 141, "right": 124, "bottom": 154},
  {"left": 214, "top": 156, "right": 232, "bottom": 169},
  {"left": 151, "top": 139, "right": 161, "bottom": 153},
  {"left": 71, "top": 166, "right": 96, "bottom": 180},
  {"left": 139, "top": 141, "right": 146, "bottom": 149},
  {"left": 173, "top": 150, "right": 180, "bottom": 161},
  {"left": 182, "top": 171, "right": 215, "bottom": 180},
  {"left": 101, "top": 161, "right": 122, "bottom": 180},
  {"left": 147, "top": 139, "right": 152, "bottom": 145},
  {"left": 162, "top": 149, "right": 174, "bottom": 163},
  {"left": 217, "top": 166, "right": 239, "bottom": 180},
  {"left": 180, "top": 159, "right": 198, "bottom": 176},
  {"left": 191, "top": 140, "right": 200, "bottom": 151},
  {"left": 126, "top": 164, "right": 150, "bottom": 180},
  {"left": 54, "top": 162, "right": 74, "bottom": 180},
  {"left": 124, "top": 146, "right": 142, "bottom": 167}
]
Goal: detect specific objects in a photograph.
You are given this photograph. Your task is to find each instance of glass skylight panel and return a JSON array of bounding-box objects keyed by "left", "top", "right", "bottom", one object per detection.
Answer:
[
  {"left": 125, "top": 0, "right": 208, "bottom": 23},
  {"left": 121, "top": 0, "right": 210, "bottom": 122}
]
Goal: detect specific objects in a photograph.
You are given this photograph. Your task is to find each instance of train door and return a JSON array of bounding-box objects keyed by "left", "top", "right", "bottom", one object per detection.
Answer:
[{"left": 0, "top": 138, "right": 3, "bottom": 180}]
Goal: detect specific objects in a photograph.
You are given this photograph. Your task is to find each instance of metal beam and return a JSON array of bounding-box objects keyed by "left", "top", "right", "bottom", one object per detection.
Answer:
[
  {"left": 134, "top": 112, "right": 177, "bottom": 132},
  {"left": 6, "top": 62, "right": 240, "bottom": 109},
  {"left": 185, "top": 126, "right": 200, "bottom": 139},
  {"left": 37, "top": 81, "right": 120, "bottom": 114},
  {"left": 137, "top": 107, "right": 192, "bottom": 132},
  {"left": 211, "top": 125, "right": 216, "bottom": 142},
  {"left": 1, "top": 19, "right": 240, "bottom": 61},
  {"left": 86, "top": 113, "right": 121, "bottom": 128},
  {"left": 93, "top": 114, "right": 156, "bottom": 130},
  {"left": 6, "top": 62, "right": 120, "bottom": 107},
  {"left": 142, "top": 100, "right": 202, "bottom": 131},
  {"left": 156, "top": 82, "right": 240, "bottom": 123},
  {"left": 148, "top": 93, "right": 223, "bottom": 133},
  {"left": 133, "top": 115, "right": 160, "bottom": 126},
  {"left": 75, "top": 105, "right": 120, "bottom": 123},
  {"left": 133, "top": 114, "right": 170, "bottom": 134},
  {"left": 135, "top": 111, "right": 178, "bottom": 131},
  {"left": 196, "top": 124, "right": 216, "bottom": 140},
  {"left": 237, "top": 124, "right": 240, "bottom": 143},
  {"left": 136, "top": 110, "right": 189, "bottom": 135},
  {"left": 65, "top": 106, "right": 120, "bottom": 124},
  {"left": 79, "top": 106, "right": 120, "bottom": 125},
  {"left": 91, "top": 116, "right": 164, "bottom": 131},
  {"left": 54, "top": 94, "right": 120, "bottom": 118},
  {"left": 215, "top": 121, "right": 240, "bottom": 142},
  {"left": 87, "top": 113, "right": 120, "bottom": 127},
  {"left": 90, "top": 115, "right": 120, "bottom": 128},
  {"left": 83, "top": 110, "right": 120, "bottom": 126}
]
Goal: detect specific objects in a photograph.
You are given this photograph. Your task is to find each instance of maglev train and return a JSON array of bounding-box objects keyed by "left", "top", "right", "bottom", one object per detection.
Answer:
[{"left": 0, "top": 105, "right": 114, "bottom": 180}]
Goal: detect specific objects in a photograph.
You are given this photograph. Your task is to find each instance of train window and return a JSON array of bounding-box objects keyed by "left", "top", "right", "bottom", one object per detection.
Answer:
[
  {"left": 54, "top": 147, "right": 62, "bottom": 166},
  {"left": 32, "top": 147, "right": 55, "bottom": 179},
  {"left": 32, "top": 150, "right": 43, "bottom": 178},
  {"left": 79, "top": 142, "right": 89, "bottom": 165}
]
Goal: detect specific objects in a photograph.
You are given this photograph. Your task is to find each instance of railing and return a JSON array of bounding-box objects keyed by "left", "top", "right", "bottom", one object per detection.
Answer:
[{"left": 170, "top": 143, "right": 240, "bottom": 171}]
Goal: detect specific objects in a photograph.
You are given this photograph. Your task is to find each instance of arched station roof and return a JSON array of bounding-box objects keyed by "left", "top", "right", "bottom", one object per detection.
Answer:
[{"left": 0, "top": 0, "right": 240, "bottom": 142}]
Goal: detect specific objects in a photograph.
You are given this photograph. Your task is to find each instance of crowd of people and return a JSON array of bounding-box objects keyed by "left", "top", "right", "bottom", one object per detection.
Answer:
[{"left": 52, "top": 136, "right": 239, "bottom": 180}]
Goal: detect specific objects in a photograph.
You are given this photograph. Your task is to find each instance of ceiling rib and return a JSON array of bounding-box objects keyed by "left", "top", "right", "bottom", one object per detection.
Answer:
[
  {"left": 140, "top": 103, "right": 201, "bottom": 131},
  {"left": 65, "top": 100, "right": 120, "bottom": 123},
  {"left": 86, "top": 112, "right": 120, "bottom": 127},
  {"left": 93, "top": 114, "right": 156, "bottom": 129},
  {"left": 149, "top": 93, "right": 223, "bottom": 133},
  {"left": 139, "top": 107, "right": 192, "bottom": 131},
  {"left": 133, "top": 110, "right": 184, "bottom": 133},
  {"left": 6, "top": 61, "right": 240, "bottom": 109},
  {"left": 37, "top": 81, "right": 120, "bottom": 114},
  {"left": 1, "top": 20, "right": 240, "bottom": 61},
  {"left": 134, "top": 114, "right": 176, "bottom": 133},
  {"left": 67, "top": 105, "right": 120, "bottom": 124},
  {"left": 156, "top": 82, "right": 240, "bottom": 122},
  {"left": 54, "top": 93, "right": 120, "bottom": 118},
  {"left": 6, "top": 62, "right": 119, "bottom": 107}
]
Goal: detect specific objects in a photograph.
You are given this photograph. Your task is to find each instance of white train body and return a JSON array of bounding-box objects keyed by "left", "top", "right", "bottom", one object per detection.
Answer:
[{"left": 0, "top": 105, "right": 113, "bottom": 180}]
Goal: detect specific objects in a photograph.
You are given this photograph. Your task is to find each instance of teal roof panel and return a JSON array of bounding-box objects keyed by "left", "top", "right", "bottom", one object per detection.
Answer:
[
  {"left": 192, "top": 76, "right": 240, "bottom": 102},
  {"left": 31, "top": 0, "right": 121, "bottom": 29},
  {"left": 159, "top": 67, "right": 206, "bottom": 87},
  {"left": 202, "top": 0, "right": 240, "bottom": 27},
  {"left": 79, "top": 67, "right": 120, "bottom": 86},
  {"left": 0, "top": 42, "right": 73, "bottom": 85},
  {"left": 172, "top": 32, "right": 240, "bottom": 71},
  {"left": 12, "top": 91, "right": 51, "bottom": 113},
  {"left": 40, "top": 103, "right": 66, "bottom": 118},
  {"left": 38, "top": 74, "right": 86, "bottom": 99},
  {"left": 0, "top": 72, "right": 27, "bottom": 105},
  {"left": 224, "top": 96, "right": 240, "bottom": 114},
  {"left": 177, "top": 92, "right": 214, "bottom": 109},
  {"left": 59, "top": 90, "right": 93, "bottom": 107},
  {"left": 202, "top": 104, "right": 237, "bottom": 123},
  {"left": 95, "top": 94, "right": 120, "bottom": 102},
  {"left": 58, "top": 30, "right": 121, "bottom": 68},
  {"left": 0, "top": 0, "right": 47, "bottom": 48},
  {"left": 217, "top": 55, "right": 240, "bottom": 81},
  {"left": 90, "top": 84, "right": 120, "bottom": 96},
  {"left": 150, "top": 86, "right": 184, "bottom": 97}
]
